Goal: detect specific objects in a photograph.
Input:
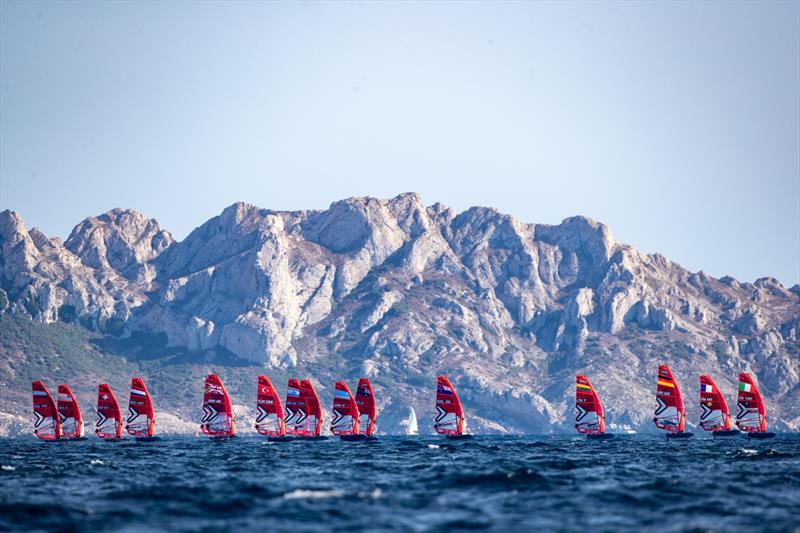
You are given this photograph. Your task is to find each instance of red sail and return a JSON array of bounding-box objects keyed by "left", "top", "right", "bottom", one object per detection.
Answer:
[
  {"left": 32, "top": 381, "right": 60, "bottom": 440},
  {"left": 200, "top": 374, "right": 235, "bottom": 437},
  {"left": 434, "top": 376, "right": 465, "bottom": 435},
  {"left": 96, "top": 384, "right": 122, "bottom": 439},
  {"left": 575, "top": 374, "right": 605, "bottom": 434},
  {"left": 331, "top": 381, "right": 359, "bottom": 436},
  {"left": 355, "top": 378, "right": 376, "bottom": 436},
  {"left": 736, "top": 372, "right": 767, "bottom": 432},
  {"left": 255, "top": 375, "right": 285, "bottom": 436},
  {"left": 57, "top": 384, "right": 83, "bottom": 439},
  {"left": 127, "top": 377, "right": 155, "bottom": 437},
  {"left": 699, "top": 374, "right": 730, "bottom": 432},
  {"left": 300, "top": 379, "right": 323, "bottom": 436},
  {"left": 285, "top": 378, "right": 309, "bottom": 436},
  {"left": 654, "top": 364, "right": 685, "bottom": 433}
]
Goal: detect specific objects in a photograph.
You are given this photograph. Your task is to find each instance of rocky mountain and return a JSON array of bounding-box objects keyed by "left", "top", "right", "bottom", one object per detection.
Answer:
[{"left": 1, "top": 193, "right": 798, "bottom": 435}]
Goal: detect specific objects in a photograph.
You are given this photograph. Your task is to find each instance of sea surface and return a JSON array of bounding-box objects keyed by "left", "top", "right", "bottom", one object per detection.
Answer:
[{"left": 1, "top": 434, "right": 798, "bottom": 532}]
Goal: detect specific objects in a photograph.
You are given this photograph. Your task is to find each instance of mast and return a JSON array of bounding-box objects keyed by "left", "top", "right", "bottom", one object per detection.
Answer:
[
  {"left": 406, "top": 407, "right": 418, "bottom": 436},
  {"left": 654, "top": 364, "right": 685, "bottom": 433},
  {"left": 300, "top": 380, "right": 323, "bottom": 436},
  {"left": 57, "top": 384, "right": 83, "bottom": 438},
  {"left": 32, "top": 381, "right": 61, "bottom": 440},
  {"left": 127, "top": 377, "right": 155, "bottom": 438},
  {"left": 736, "top": 372, "right": 767, "bottom": 433},
  {"left": 255, "top": 375, "right": 285, "bottom": 437},
  {"left": 575, "top": 374, "right": 605, "bottom": 434},
  {"left": 284, "top": 378, "right": 308, "bottom": 436},
  {"left": 355, "top": 378, "right": 376, "bottom": 436},
  {"left": 434, "top": 376, "right": 465, "bottom": 435},
  {"left": 331, "top": 381, "right": 359, "bottom": 436},
  {"left": 96, "top": 384, "right": 122, "bottom": 439},
  {"left": 200, "top": 374, "right": 235, "bottom": 437},
  {"left": 699, "top": 374, "right": 730, "bottom": 432}
]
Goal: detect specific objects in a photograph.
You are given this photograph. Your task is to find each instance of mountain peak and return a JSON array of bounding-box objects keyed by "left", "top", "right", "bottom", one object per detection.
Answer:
[
  {"left": 219, "top": 202, "right": 264, "bottom": 226},
  {"left": 0, "top": 210, "right": 28, "bottom": 240},
  {"left": 535, "top": 215, "right": 616, "bottom": 269},
  {"left": 64, "top": 208, "right": 173, "bottom": 281},
  {"left": 1, "top": 195, "right": 797, "bottom": 433}
]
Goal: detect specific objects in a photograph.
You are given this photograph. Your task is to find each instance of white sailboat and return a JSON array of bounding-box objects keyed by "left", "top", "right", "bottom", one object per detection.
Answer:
[{"left": 405, "top": 406, "right": 418, "bottom": 436}]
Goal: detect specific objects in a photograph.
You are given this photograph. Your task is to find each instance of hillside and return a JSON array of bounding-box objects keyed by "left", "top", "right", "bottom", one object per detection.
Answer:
[{"left": 1, "top": 194, "right": 798, "bottom": 435}]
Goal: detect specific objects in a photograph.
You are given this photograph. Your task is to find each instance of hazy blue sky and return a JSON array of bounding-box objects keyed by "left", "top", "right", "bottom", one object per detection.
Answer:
[{"left": 1, "top": 1, "right": 798, "bottom": 284}]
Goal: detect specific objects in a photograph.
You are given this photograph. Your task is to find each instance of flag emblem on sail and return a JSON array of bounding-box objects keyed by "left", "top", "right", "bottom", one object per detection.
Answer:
[
  {"left": 698, "top": 374, "right": 730, "bottom": 432},
  {"left": 653, "top": 364, "right": 685, "bottom": 433},
  {"left": 434, "top": 376, "right": 465, "bottom": 435},
  {"left": 285, "top": 379, "right": 323, "bottom": 436},
  {"left": 255, "top": 375, "right": 285, "bottom": 437},
  {"left": 96, "top": 384, "right": 122, "bottom": 439},
  {"left": 331, "top": 381, "right": 359, "bottom": 436},
  {"left": 355, "top": 378, "right": 377, "bottom": 436},
  {"left": 284, "top": 378, "right": 307, "bottom": 435},
  {"left": 200, "top": 374, "right": 235, "bottom": 437},
  {"left": 735, "top": 372, "right": 767, "bottom": 433},
  {"left": 575, "top": 374, "right": 606, "bottom": 435}
]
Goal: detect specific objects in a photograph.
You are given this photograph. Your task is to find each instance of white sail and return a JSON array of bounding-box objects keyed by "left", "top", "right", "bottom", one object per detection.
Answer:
[{"left": 406, "top": 407, "right": 418, "bottom": 435}]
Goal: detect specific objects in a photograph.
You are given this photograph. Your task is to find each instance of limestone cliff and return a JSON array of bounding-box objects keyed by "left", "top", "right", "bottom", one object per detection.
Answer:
[{"left": 1, "top": 194, "right": 797, "bottom": 433}]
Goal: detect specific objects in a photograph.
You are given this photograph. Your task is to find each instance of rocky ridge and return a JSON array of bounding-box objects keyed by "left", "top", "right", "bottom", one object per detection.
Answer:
[{"left": 1, "top": 193, "right": 798, "bottom": 433}]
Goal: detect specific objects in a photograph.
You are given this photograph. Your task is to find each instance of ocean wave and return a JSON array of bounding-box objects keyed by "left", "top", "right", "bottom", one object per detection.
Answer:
[
  {"left": 357, "top": 488, "right": 383, "bottom": 499},
  {"left": 1, "top": 435, "right": 797, "bottom": 531},
  {"left": 281, "top": 489, "right": 346, "bottom": 500},
  {"left": 732, "top": 448, "right": 793, "bottom": 459},
  {"left": 448, "top": 467, "right": 549, "bottom": 490}
]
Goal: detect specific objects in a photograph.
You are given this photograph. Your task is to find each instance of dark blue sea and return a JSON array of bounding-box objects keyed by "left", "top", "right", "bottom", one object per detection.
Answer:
[{"left": 1, "top": 434, "right": 798, "bottom": 532}]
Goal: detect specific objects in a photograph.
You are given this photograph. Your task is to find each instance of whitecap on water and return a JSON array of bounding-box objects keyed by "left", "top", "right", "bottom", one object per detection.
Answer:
[
  {"left": 1, "top": 465, "right": 15, "bottom": 471},
  {"left": 281, "top": 489, "right": 345, "bottom": 500},
  {"left": 427, "top": 444, "right": 440, "bottom": 449},
  {"left": 739, "top": 448, "right": 758, "bottom": 456},
  {"left": 358, "top": 488, "right": 383, "bottom": 499},
  {"left": 90, "top": 459, "right": 107, "bottom": 466}
]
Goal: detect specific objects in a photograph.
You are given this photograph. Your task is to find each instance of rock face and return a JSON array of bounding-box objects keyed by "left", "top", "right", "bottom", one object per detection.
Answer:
[
  {"left": 65, "top": 208, "right": 172, "bottom": 286},
  {"left": 0, "top": 209, "right": 169, "bottom": 327},
  {"left": 1, "top": 194, "right": 798, "bottom": 433}
]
